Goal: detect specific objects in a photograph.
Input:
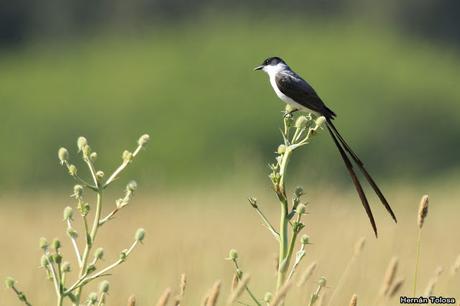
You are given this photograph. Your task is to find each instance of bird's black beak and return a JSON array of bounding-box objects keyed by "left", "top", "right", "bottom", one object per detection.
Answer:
[{"left": 253, "top": 65, "right": 264, "bottom": 71}]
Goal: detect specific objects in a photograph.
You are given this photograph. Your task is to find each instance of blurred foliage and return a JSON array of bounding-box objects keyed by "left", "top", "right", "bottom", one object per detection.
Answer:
[{"left": 0, "top": 16, "right": 460, "bottom": 188}]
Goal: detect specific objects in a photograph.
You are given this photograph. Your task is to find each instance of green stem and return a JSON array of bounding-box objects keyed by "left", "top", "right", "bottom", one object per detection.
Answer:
[
  {"left": 233, "top": 261, "right": 261, "bottom": 306},
  {"left": 413, "top": 229, "right": 422, "bottom": 296}
]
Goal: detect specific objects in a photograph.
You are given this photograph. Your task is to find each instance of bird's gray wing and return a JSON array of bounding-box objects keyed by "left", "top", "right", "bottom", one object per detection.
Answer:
[{"left": 275, "top": 71, "right": 335, "bottom": 118}]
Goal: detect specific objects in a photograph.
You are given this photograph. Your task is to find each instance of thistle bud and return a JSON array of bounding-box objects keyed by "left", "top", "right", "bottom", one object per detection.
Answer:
[
  {"left": 99, "top": 280, "right": 110, "bottom": 294},
  {"left": 277, "top": 144, "right": 287, "bottom": 154},
  {"left": 264, "top": 292, "right": 273, "bottom": 303},
  {"left": 301, "top": 234, "right": 310, "bottom": 245},
  {"left": 67, "top": 227, "right": 78, "bottom": 239},
  {"left": 89, "top": 152, "right": 98, "bottom": 162},
  {"left": 61, "top": 207, "right": 73, "bottom": 222},
  {"left": 68, "top": 164, "right": 77, "bottom": 176},
  {"left": 122, "top": 150, "right": 133, "bottom": 163},
  {"left": 58, "top": 148, "right": 69, "bottom": 165},
  {"left": 94, "top": 247, "right": 104, "bottom": 260},
  {"left": 95, "top": 171, "right": 104, "bottom": 181},
  {"left": 40, "top": 255, "right": 49, "bottom": 268},
  {"left": 315, "top": 116, "right": 326, "bottom": 128},
  {"left": 295, "top": 116, "right": 309, "bottom": 129},
  {"left": 52, "top": 238, "right": 61, "bottom": 250},
  {"left": 5, "top": 277, "right": 15, "bottom": 289},
  {"left": 72, "top": 184, "right": 84, "bottom": 199},
  {"left": 77, "top": 137, "right": 88, "bottom": 152},
  {"left": 39, "top": 237, "right": 49, "bottom": 251},
  {"left": 53, "top": 254, "right": 62, "bottom": 264},
  {"left": 87, "top": 292, "right": 98, "bottom": 304},
  {"left": 297, "top": 203, "right": 307, "bottom": 215},
  {"left": 318, "top": 277, "right": 327, "bottom": 287},
  {"left": 294, "top": 186, "right": 304, "bottom": 197},
  {"left": 228, "top": 249, "right": 238, "bottom": 261},
  {"left": 82, "top": 144, "right": 91, "bottom": 157},
  {"left": 126, "top": 180, "right": 138, "bottom": 192},
  {"left": 61, "top": 262, "right": 71, "bottom": 273},
  {"left": 138, "top": 134, "right": 150, "bottom": 146},
  {"left": 135, "top": 228, "right": 145, "bottom": 243}
]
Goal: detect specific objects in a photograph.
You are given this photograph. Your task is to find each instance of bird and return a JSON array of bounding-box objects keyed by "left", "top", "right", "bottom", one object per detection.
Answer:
[{"left": 254, "top": 56, "right": 397, "bottom": 237}]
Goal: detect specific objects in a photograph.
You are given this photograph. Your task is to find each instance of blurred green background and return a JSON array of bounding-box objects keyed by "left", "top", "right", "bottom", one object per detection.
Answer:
[{"left": 1, "top": 0, "right": 460, "bottom": 190}]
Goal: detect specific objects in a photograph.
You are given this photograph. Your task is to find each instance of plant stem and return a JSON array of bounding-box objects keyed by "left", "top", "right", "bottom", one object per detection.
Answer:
[
  {"left": 413, "top": 229, "right": 422, "bottom": 295},
  {"left": 233, "top": 261, "right": 261, "bottom": 306}
]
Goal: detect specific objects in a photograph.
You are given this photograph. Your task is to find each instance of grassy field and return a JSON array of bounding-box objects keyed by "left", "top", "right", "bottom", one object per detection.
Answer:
[{"left": 1, "top": 184, "right": 459, "bottom": 305}]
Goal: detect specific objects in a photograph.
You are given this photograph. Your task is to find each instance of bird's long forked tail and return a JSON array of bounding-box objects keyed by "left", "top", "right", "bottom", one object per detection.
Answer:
[{"left": 325, "top": 119, "right": 397, "bottom": 237}]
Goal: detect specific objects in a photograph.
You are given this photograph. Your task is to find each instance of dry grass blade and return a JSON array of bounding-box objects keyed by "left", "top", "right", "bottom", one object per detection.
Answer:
[
  {"left": 380, "top": 257, "right": 399, "bottom": 296},
  {"left": 451, "top": 254, "right": 460, "bottom": 275},
  {"left": 174, "top": 273, "right": 187, "bottom": 306},
  {"left": 206, "top": 280, "right": 222, "bottom": 306},
  {"left": 227, "top": 274, "right": 250, "bottom": 305},
  {"left": 417, "top": 195, "right": 429, "bottom": 229},
  {"left": 231, "top": 273, "right": 239, "bottom": 292},
  {"left": 353, "top": 237, "right": 366, "bottom": 257},
  {"left": 156, "top": 288, "right": 172, "bottom": 306},
  {"left": 317, "top": 291, "right": 327, "bottom": 306},
  {"left": 297, "top": 262, "right": 317, "bottom": 287},
  {"left": 269, "top": 281, "right": 292, "bottom": 306},
  {"left": 423, "top": 277, "right": 437, "bottom": 296},
  {"left": 389, "top": 278, "right": 405, "bottom": 298},
  {"left": 127, "top": 295, "right": 136, "bottom": 306},
  {"left": 348, "top": 294, "right": 357, "bottom": 306}
]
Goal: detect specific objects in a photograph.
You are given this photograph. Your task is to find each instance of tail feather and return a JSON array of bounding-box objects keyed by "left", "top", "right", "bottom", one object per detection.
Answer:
[
  {"left": 326, "top": 124, "right": 378, "bottom": 237},
  {"left": 327, "top": 119, "right": 397, "bottom": 223}
]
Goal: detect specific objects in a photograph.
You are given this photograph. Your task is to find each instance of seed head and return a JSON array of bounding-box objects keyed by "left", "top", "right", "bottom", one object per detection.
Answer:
[
  {"left": 58, "top": 147, "right": 69, "bottom": 165},
  {"left": 72, "top": 184, "right": 84, "bottom": 199},
  {"left": 417, "top": 195, "right": 429, "bottom": 229},
  {"left": 99, "top": 280, "right": 110, "bottom": 294},
  {"left": 77, "top": 137, "right": 88, "bottom": 152},
  {"left": 297, "top": 262, "right": 317, "bottom": 287},
  {"left": 277, "top": 144, "right": 286, "bottom": 154},
  {"left": 96, "top": 171, "right": 104, "bottom": 181},
  {"left": 40, "top": 255, "right": 49, "bottom": 268},
  {"left": 353, "top": 237, "right": 366, "bottom": 257},
  {"left": 297, "top": 203, "right": 307, "bottom": 215},
  {"left": 87, "top": 292, "right": 98, "bottom": 304},
  {"left": 318, "top": 276, "right": 327, "bottom": 287},
  {"left": 315, "top": 116, "right": 326, "bottom": 128},
  {"left": 135, "top": 228, "right": 145, "bottom": 243},
  {"left": 294, "top": 186, "right": 304, "bottom": 197},
  {"left": 67, "top": 227, "right": 78, "bottom": 239},
  {"left": 123, "top": 150, "right": 133, "bottom": 162},
  {"left": 295, "top": 116, "right": 309, "bottom": 129},
  {"left": 156, "top": 287, "right": 171, "bottom": 306},
  {"left": 52, "top": 238, "right": 61, "bottom": 250},
  {"left": 138, "top": 134, "right": 150, "bottom": 147},
  {"left": 63, "top": 206, "right": 73, "bottom": 221},
  {"left": 264, "top": 292, "right": 273, "bottom": 303},
  {"left": 388, "top": 278, "right": 404, "bottom": 298},
  {"left": 127, "top": 180, "right": 138, "bottom": 192},
  {"left": 380, "top": 257, "right": 398, "bottom": 296}
]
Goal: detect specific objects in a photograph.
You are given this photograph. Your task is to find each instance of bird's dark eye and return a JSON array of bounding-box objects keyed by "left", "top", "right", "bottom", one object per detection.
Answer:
[{"left": 264, "top": 59, "right": 269, "bottom": 65}]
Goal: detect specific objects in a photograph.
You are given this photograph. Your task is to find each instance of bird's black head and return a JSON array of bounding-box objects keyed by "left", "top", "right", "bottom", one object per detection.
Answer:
[{"left": 254, "top": 56, "right": 287, "bottom": 71}]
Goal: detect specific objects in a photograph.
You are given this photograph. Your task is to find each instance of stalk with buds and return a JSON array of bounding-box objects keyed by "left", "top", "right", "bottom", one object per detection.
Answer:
[{"left": 6, "top": 134, "right": 151, "bottom": 306}]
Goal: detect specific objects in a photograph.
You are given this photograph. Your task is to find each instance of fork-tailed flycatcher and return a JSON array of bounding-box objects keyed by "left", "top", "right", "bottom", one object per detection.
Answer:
[{"left": 254, "top": 56, "right": 397, "bottom": 237}]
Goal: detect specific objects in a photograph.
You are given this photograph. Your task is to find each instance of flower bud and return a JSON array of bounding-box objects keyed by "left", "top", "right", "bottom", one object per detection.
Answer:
[
  {"left": 94, "top": 247, "right": 104, "bottom": 260},
  {"left": 99, "top": 280, "right": 110, "bottom": 294},
  {"left": 264, "top": 292, "right": 273, "bottom": 303},
  {"left": 82, "top": 144, "right": 91, "bottom": 157},
  {"left": 73, "top": 184, "right": 84, "bottom": 198},
  {"left": 315, "top": 116, "right": 326, "bottom": 128},
  {"left": 119, "top": 249, "right": 128, "bottom": 261},
  {"left": 138, "top": 134, "right": 150, "bottom": 146},
  {"left": 53, "top": 254, "right": 62, "bottom": 264},
  {"left": 135, "top": 228, "right": 145, "bottom": 243},
  {"left": 295, "top": 116, "right": 309, "bottom": 129},
  {"left": 68, "top": 164, "right": 77, "bottom": 176},
  {"left": 67, "top": 228, "right": 78, "bottom": 239},
  {"left": 52, "top": 238, "right": 61, "bottom": 250},
  {"left": 294, "top": 186, "right": 304, "bottom": 197},
  {"left": 122, "top": 150, "right": 133, "bottom": 163},
  {"left": 5, "top": 277, "right": 15, "bottom": 289},
  {"left": 318, "top": 276, "right": 327, "bottom": 287},
  {"left": 277, "top": 144, "right": 286, "bottom": 154},
  {"left": 228, "top": 249, "right": 238, "bottom": 261},
  {"left": 61, "top": 261, "right": 71, "bottom": 273},
  {"left": 301, "top": 234, "right": 310, "bottom": 245},
  {"left": 297, "top": 203, "right": 307, "bottom": 215},
  {"left": 89, "top": 152, "right": 98, "bottom": 162},
  {"left": 40, "top": 255, "right": 49, "bottom": 268},
  {"left": 86, "top": 264, "right": 96, "bottom": 274},
  {"left": 96, "top": 171, "right": 104, "bottom": 181},
  {"left": 58, "top": 148, "right": 69, "bottom": 165},
  {"left": 77, "top": 137, "right": 88, "bottom": 152},
  {"left": 39, "top": 237, "right": 49, "bottom": 251},
  {"left": 62, "top": 207, "right": 73, "bottom": 222},
  {"left": 126, "top": 180, "right": 137, "bottom": 192},
  {"left": 87, "top": 292, "right": 98, "bottom": 304}
]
